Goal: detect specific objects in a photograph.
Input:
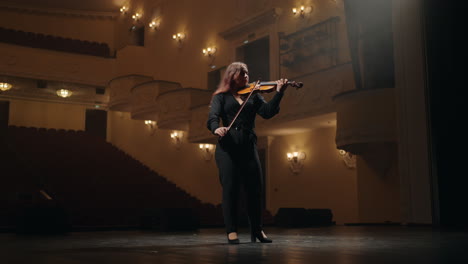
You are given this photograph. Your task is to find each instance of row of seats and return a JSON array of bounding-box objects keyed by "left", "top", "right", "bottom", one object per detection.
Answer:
[
  {"left": 5, "top": 126, "right": 228, "bottom": 227},
  {"left": 0, "top": 27, "right": 112, "bottom": 57}
]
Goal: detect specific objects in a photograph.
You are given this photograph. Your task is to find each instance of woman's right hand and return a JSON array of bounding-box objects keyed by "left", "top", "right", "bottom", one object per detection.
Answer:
[{"left": 214, "top": 127, "right": 229, "bottom": 137}]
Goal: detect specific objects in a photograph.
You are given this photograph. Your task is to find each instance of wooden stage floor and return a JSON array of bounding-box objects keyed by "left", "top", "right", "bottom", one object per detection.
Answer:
[{"left": 1, "top": 226, "right": 467, "bottom": 263}]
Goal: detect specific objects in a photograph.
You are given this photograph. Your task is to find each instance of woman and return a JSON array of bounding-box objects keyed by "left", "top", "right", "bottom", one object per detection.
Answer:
[{"left": 207, "top": 62, "right": 288, "bottom": 244}]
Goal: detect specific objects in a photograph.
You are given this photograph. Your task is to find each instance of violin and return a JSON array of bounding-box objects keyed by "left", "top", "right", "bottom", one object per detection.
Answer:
[
  {"left": 220, "top": 79, "right": 304, "bottom": 136},
  {"left": 237, "top": 80, "right": 303, "bottom": 95}
]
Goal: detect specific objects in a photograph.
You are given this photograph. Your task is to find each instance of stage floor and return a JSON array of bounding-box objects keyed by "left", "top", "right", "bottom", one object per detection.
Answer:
[{"left": 1, "top": 226, "right": 467, "bottom": 263}]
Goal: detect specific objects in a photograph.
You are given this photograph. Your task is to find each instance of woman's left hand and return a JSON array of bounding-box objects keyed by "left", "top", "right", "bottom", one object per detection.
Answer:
[{"left": 275, "top": 78, "right": 288, "bottom": 93}]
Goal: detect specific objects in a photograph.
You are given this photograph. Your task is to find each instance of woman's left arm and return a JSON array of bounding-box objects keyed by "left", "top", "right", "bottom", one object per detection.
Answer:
[{"left": 256, "top": 79, "right": 288, "bottom": 119}]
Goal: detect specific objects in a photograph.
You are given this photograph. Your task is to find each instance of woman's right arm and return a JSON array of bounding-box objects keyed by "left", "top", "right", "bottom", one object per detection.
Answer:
[{"left": 207, "top": 94, "right": 228, "bottom": 136}]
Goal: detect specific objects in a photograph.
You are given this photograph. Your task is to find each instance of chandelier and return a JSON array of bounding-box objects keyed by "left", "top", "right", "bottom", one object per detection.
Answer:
[
  {"left": 0, "top": 82, "right": 12, "bottom": 91},
  {"left": 56, "top": 89, "right": 72, "bottom": 98}
]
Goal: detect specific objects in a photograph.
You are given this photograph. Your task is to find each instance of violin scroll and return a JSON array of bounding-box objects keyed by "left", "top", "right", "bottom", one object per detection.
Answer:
[{"left": 289, "top": 81, "right": 303, "bottom": 89}]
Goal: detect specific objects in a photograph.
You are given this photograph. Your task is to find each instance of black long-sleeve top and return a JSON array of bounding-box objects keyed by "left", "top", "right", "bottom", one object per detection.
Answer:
[{"left": 207, "top": 91, "right": 284, "bottom": 134}]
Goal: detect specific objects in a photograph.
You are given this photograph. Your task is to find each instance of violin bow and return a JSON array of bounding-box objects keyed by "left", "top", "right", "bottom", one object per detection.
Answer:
[{"left": 225, "top": 80, "right": 261, "bottom": 133}]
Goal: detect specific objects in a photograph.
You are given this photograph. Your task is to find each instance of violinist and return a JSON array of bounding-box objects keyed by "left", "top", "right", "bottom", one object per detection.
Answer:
[{"left": 207, "top": 61, "right": 290, "bottom": 244}]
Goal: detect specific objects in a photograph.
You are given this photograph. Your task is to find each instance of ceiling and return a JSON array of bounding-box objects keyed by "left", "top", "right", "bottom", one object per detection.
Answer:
[{"left": 0, "top": 0, "right": 126, "bottom": 12}]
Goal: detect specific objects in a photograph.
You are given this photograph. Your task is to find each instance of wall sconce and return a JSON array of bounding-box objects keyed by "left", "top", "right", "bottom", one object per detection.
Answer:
[
  {"left": 202, "top": 46, "right": 217, "bottom": 57},
  {"left": 172, "top": 33, "right": 186, "bottom": 43},
  {"left": 292, "top": 5, "right": 312, "bottom": 17},
  {"left": 0, "top": 82, "right": 12, "bottom": 91},
  {"left": 170, "top": 130, "right": 183, "bottom": 149},
  {"left": 199, "top": 144, "right": 215, "bottom": 161},
  {"left": 120, "top": 6, "right": 128, "bottom": 14},
  {"left": 338, "top": 149, "right": 356, "bottom": 169},
  {"left": 286, "top": 151, "right": 306, "bottom": 174},
  {"left": 144, "top": 120, "right": 156, "bottom": 135},
  {"left": 56, "top": 89, "right": 72, "bottom": 98},
  {"left": 203, "top": 46, "right": 217, "bottom": 68},
  {"left": 148, "top": 19, "right": 161, "bottom": 30},
  {"left": 132, "top": 12, "right": 142, "bottom": 21}
]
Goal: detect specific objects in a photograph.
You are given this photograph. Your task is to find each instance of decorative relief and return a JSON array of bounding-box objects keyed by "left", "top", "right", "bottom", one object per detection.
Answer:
[{"left": 279, "top": 16, "right": 340, "bottom": 79}]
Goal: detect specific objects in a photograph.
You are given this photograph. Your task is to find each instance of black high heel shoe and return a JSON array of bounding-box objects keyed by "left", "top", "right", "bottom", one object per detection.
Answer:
[
  {"left": 251, "top": 230, "right": 272, "bottom": 243},
  {"left": 227, "top": 237, "right": 240, "bottom": 244}
]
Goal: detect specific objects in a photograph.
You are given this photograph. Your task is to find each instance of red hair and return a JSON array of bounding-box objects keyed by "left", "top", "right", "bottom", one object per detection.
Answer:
[{"left": 212, "top": 62, "right": 247, "bottom": 96}]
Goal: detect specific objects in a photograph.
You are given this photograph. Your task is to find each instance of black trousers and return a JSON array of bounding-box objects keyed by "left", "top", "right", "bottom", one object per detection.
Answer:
[{"left": 215, "top": 129, "right": 263, "bottom": 234}]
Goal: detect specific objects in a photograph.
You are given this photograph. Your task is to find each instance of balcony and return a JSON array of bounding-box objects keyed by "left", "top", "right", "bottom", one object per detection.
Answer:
[
  {"left": 108, "top": 75, "right": 152, "bottom": 112},
  {"left": 130, "top": 80, "right": 182, "bottom": 121},
  {"left": 157, "top": 88, "right": 212, "bottom": 131}
]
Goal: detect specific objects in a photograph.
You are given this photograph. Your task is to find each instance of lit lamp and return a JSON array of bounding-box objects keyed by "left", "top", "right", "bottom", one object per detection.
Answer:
[
  {"left": 149, "top": 19, "right": 160, "bottom": 30},
  {"left": 144, "top": 120, "right": 156, "bottom": 135},
  {"left": 292, "top": 5, "right": 312, "bottom": 17},
  {"left": 132, "top": 12, "right": 142, "bottom": 21},
  {"left": 202, "top": 46, "right": 217, "bottom": 68},
  {"left": 170, "top": 130, "right": 183, "bottom": 149},
  {"left": 286, "top": 151, "right": 306, "bottom": 174},
  {"left": 202, "top": 47, "right": 216, "bottom": 57},
  {"left": 120, "top": 6, "right": 128, "bottom": 14},
  {"left": 172, "top": 33, "right": 185, "bottom": 43},
  {"left": 56, "top": 89, "right": 72, "bottom": 98},
  {"left": 338, "top": 149, "right": 356, "bottom": 169},
  {"left": 0, "top": 82, "right": 12, "bottom": 91},
  {"left": 199, "top": 144, "right": 215, "bottom": 161}
]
